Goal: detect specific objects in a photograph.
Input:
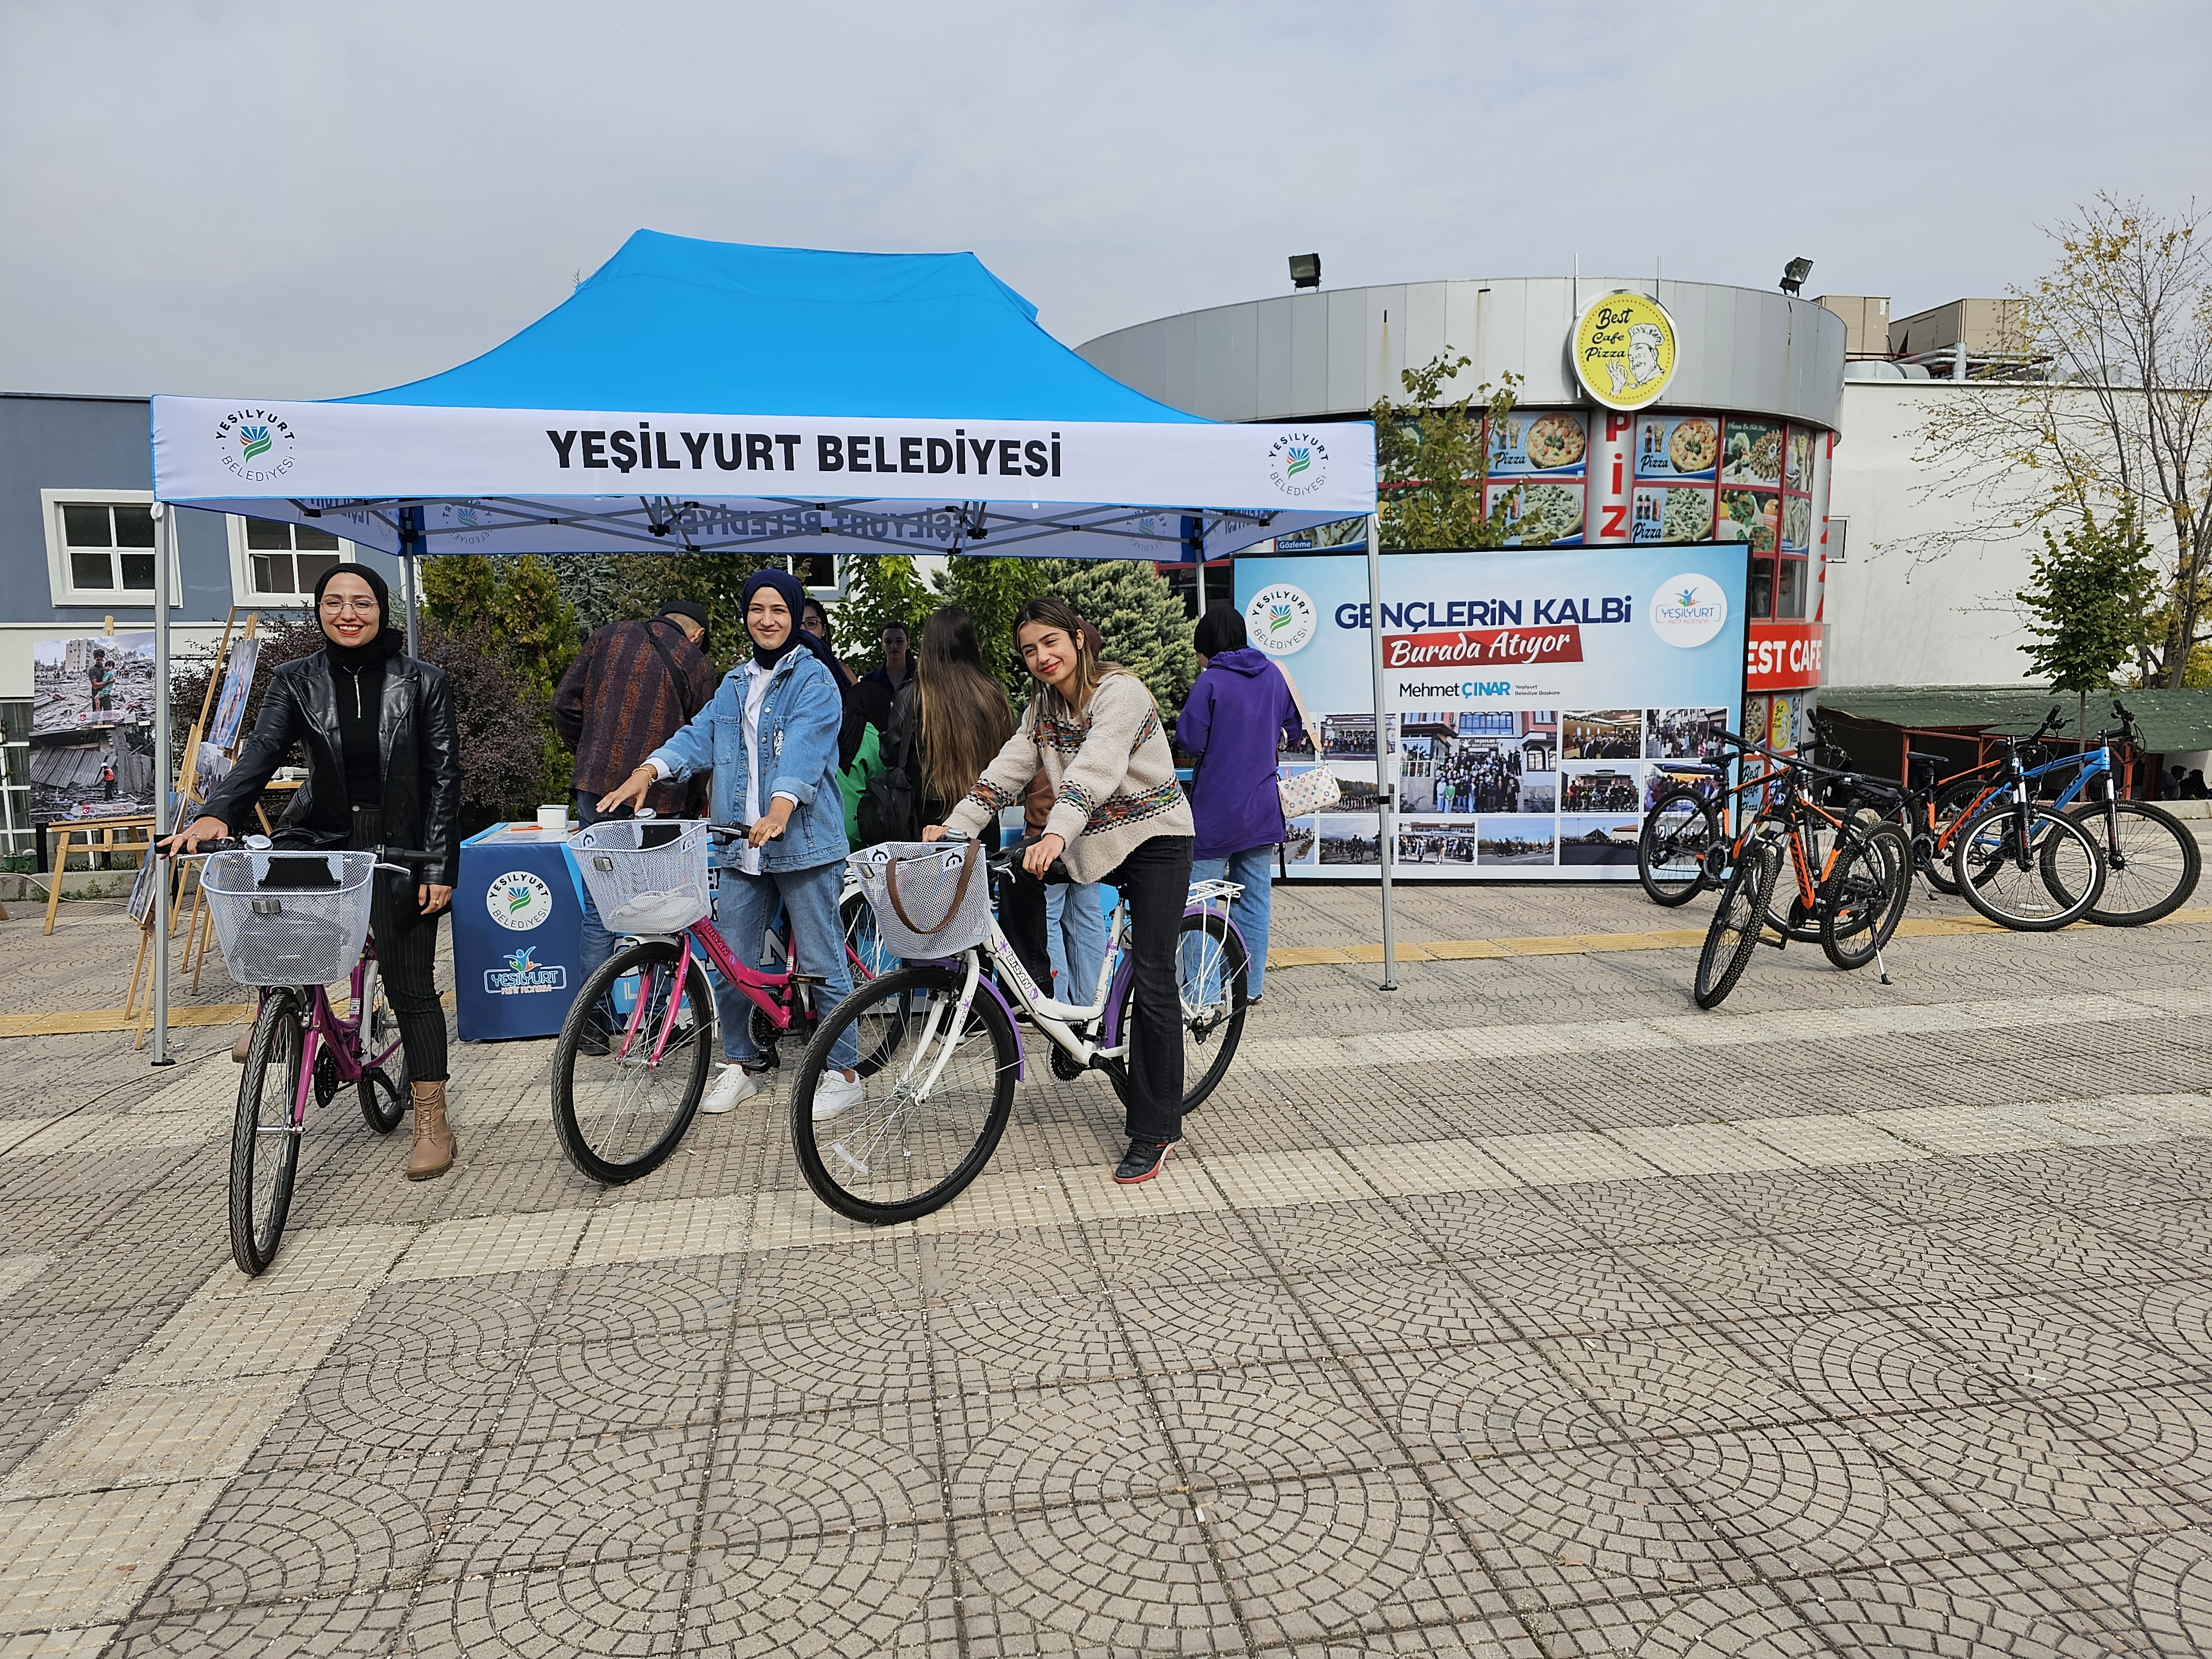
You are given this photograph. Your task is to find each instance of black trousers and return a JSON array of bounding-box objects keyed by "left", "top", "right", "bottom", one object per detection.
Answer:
[
  {"left": 350, "top": 805, "right": 450, "bottom": 1084},
  {"left": 1100, "top": 834, "right": 1193, "bottom": 1144}
]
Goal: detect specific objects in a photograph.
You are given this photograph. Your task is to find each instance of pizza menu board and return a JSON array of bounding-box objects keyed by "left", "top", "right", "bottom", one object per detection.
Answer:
[
  {"left": 1485, "top": 410, "right": 1588, "bottom": 546},
  {"left": 1474, "top": 407, "right": 1827, "bottom": 551}
]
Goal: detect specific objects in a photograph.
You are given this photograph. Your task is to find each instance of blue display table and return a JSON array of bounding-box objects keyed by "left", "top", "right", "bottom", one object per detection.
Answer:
[{"left": 454, "top": 822, "right": 587, "bottom": 1042}]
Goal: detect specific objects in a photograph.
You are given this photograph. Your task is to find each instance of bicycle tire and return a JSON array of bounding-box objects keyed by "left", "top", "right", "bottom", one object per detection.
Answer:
[
  {"left": 790, "top": 963, "right": 1016, "bottom": 1225},
  {"left": 1922, "top": 778, "right": 1996, "bottom": 894},
  {"left": 1637, "top": 790, "right": 1720, "bottom": 906},
  {"left": 1952, "top": 802, "right": 2105, "bottom": 931},
  {"left": 230, "top": 990, "right": 305, "bottom": 1276},
  {"left": 1695, "top": 839, "right": 1779, "bottom": 1009},
  {"left": 1819, "top": 821, "right": 1910, "bottom": 971},
  {"left": 2069, "top": 799, "right": 2201, "bottom": 926},
  {"left": 357, "top": 962, "right": 408, "bottom": 1135},
  {"left": 551, "top": 939, "right": 714, "bottom": 1185},
  {"left": 1105, "top": 910, "right": 1250, "bottom": 1115}
]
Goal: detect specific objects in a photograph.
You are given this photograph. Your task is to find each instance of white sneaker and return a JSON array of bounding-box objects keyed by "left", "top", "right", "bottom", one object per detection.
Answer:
[
  {"left": 701, "top": 1063, "right": 767, "bottom": 1115},
  {"left": 812, "top": 1071, "right": 865, "bottom": 1122}
]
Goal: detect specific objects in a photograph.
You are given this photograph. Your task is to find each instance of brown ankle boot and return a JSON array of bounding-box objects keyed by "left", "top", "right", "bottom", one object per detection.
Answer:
[{"left": 405, "top": 1080, "right": 455, "bottom": 1180}]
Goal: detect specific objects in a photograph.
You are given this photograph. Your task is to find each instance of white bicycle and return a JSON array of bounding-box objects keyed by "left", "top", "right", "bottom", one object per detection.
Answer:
[{"left": 789, "top": 838, "right": 1251, "bottom": 1223}]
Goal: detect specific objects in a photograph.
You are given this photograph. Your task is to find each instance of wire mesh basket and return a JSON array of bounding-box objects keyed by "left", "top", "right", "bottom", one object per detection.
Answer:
[
  {"left": 569, "top": 818, "right": 711, "bottom": 935},
  {"left": 848, "top": 840, "right": 991, "bottom": 960},
  {"left": 201, "top": 849, "right": 377, "bottom": 987}
]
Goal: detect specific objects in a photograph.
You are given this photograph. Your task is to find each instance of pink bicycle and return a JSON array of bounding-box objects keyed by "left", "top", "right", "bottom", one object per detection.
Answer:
[
  {"left": 196, "top": 836, "right": 433, "bottom": 1275},
  {"left": 550, "top": 817, "right": 895, "bottom": 1184}
]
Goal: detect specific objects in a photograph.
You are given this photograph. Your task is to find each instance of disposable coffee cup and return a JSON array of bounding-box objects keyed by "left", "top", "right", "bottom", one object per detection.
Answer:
[{"left": 537, "top": 805, "right": 568, "bottom": 833}]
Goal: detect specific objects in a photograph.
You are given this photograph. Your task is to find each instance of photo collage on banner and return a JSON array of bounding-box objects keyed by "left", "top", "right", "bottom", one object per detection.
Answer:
[{"left": 1240, "top": 546, "right": 1748, "bottom": 882}]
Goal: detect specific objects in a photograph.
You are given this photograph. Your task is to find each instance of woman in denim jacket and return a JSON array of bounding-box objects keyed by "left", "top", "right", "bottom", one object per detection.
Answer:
[{"left": 598, "top": 570, "right": 862, "bottom": 1120}]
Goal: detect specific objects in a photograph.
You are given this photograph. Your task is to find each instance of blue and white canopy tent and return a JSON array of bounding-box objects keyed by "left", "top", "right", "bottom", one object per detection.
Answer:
[{"left": 144, "top": 232, "right": 1394, "bottom": 1061}]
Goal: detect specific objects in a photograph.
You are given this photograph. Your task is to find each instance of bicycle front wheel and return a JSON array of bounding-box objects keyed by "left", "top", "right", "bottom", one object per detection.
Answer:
[
  {"left": 1819, "top": 822, "right": 1910, "bottom": 971},
  {"left": 791, "top": 964, "right": 1016, "bottom": 1225},
  {"left": 2071, "top": 800, "right": 2201, "bottom": 926},
  {"left": 1638, "top": 790, "right": 1720, "bottom": 906},
  {"left": 357, "top": 961, "right": 409, "bottom": 1135},
  {"left": 1108, "top": 909, "right": 1251, "bottom": 1114},
  {"left": 231, "top": 990, "right": 305, "bottom": 1276},
  {"left": 552, "top": 939, "right": 714, "bottom": 1185},
  {"left": 1953, "top": 803, "right": 2105, "bottom": 931},
  {"left": 1695, "top": 839, "right": 1779, "bottom": 1009}
]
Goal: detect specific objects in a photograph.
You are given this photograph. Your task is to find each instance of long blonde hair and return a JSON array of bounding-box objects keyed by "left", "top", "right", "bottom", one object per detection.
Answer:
[{"left": 916, "top": 606, "right": 1015, "bottom": 810}]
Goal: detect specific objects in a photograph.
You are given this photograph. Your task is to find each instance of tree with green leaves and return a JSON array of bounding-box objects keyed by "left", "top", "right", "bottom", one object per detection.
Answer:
[
  {"left": 420, "top": 552, "right": 583, "bottom": 801},
  {"left": 932, "top": 554, "right": 1051, "bottom": 692},
  {"left": 833, "top": 554, "right": 933, "bottom": 668},
  {"left": 1030, "top": 557, "right": 1198, "bottom": 720},
  {"left": 1372, "top": 351, "right": 1528, "bottom": 550},
  {"left": 2017, "top": 500, "right": 2159, "bottom": 735}
]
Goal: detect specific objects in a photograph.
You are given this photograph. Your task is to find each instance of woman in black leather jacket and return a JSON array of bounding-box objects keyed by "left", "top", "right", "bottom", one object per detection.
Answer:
[{"left": 170, "top": 564, "right": 463, "bottom": 1181}]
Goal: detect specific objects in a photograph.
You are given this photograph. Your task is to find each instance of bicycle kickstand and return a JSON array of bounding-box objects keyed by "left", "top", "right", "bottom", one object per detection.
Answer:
[{"left": 1873, "top": 943, "right": 1892, "bottom": 987}]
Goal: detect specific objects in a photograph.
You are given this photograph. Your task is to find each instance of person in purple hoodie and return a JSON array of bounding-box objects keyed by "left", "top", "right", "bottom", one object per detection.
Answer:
[{"left": 1176, "top": 607, "right": 1306, "bottom": 1002}]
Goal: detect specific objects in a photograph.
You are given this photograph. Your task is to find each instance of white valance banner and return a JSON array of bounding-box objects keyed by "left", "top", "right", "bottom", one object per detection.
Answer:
[{"left": 152, "top": 397, "right": 1374, "bottom": 561}]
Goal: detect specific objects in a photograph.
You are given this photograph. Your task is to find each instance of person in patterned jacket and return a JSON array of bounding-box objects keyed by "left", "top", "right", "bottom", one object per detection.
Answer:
[{"left": 930, "top": 595, "right": 1196, "bottom": 1185}]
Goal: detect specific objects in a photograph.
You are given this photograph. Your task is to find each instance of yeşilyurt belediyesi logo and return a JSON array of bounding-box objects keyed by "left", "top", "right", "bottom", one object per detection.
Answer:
[
  {"left": 1265, "top": 430, "right": 1330, "bottom": 498},
  {"left": 1244, "top": 584, "right": 1317, "bottom": 656},
  {"left": 1648, "top": 572, "right": 1729, "bottom": 648},
  {"left": 215, "top": 407, "right": 298, "bottom": 482}
]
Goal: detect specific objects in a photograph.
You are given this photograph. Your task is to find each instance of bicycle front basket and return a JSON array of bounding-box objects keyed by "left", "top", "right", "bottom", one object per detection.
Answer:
[
  {"left": 201, "top": 849, "right": 377, "bottom": 987},
  {"left": 568, "top": 819, "right": 711, "bottom": 935},
  {"left": 848, "top": 840, "right": 991, "bottom": 959}
]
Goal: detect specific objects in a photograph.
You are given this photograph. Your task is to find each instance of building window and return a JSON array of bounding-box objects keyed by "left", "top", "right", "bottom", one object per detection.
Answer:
[
  {"left": 791, "top": 554, "right": 840, "bottom": 593},
  {"left": 229, "top": 516, "right": 348, "bottom": 603},
  {"left": 0, "top": 702, "right": 30, "bottom": 861},
  {"left": 226, "top": 515, "right": 354, "bottom": 604},
  {"left": 64, "top": 503, "right": 157, "bottom": 592},
  {"left": 1776, "top": 555, "right": 1808, "bottom": 620},
  {"left": 40, "top": 489, "right": 179, "bottom": 607}
]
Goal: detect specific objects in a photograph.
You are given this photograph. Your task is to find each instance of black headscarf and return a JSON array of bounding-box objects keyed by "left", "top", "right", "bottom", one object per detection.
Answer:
[
  {"left": 741, "top": 569, "right": 848, "bottom": 684},
  {"left": 312, "top": 562, "right": 405, "bottom": 666}
]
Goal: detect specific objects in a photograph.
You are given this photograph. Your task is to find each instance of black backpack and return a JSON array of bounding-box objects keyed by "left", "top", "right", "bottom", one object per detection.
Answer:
[{"left": 856, "top": 686, "right": 920, "bottom": 846}]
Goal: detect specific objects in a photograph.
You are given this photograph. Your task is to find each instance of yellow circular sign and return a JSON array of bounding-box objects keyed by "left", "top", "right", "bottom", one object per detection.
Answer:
[{"left": 1572, "top": 292, "right": 1678, "bottom": 410}]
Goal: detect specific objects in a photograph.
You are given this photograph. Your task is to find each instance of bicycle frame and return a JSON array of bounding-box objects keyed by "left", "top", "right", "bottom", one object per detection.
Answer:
[{"left": 279, "top": 946, "right": 403, "bottom": 1129}]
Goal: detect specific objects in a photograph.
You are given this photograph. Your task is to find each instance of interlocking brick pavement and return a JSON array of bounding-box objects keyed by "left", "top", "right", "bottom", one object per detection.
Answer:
[{"left": 2, "top": 875, "right": 2211, "bottom": 1654}]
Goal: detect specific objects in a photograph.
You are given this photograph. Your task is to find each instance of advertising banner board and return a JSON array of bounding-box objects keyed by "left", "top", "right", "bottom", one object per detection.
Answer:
[{"left": 1237, "top": 545, "right": 1747, "bottom": 880}]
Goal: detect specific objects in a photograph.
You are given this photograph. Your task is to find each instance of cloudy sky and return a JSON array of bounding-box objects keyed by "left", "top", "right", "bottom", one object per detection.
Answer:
[{"left": 4, "top": 0, "right": 2207, "bottom": 400}]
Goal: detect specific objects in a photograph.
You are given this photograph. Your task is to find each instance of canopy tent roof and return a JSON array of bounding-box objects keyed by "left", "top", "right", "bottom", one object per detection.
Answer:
[{"left": 151, "top": 232, "right": 1373, "bottom": 562}]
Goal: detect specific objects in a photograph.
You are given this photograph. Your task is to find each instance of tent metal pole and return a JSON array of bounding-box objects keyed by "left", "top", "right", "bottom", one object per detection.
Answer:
[
  {"left": 151, "top": 502, "right": 174, "bottom": 1065},
  {"left": 1365, "top": 512, "right": 1397, "bottom": 991},
  {"left": 401, "top": 505, "right": 421, "bottom": 656}
]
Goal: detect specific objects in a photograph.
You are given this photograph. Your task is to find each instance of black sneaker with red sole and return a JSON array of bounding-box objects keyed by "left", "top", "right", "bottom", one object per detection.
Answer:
[{"left": 1113, "top": 1138, "right": 1181, "bottom": 1184}]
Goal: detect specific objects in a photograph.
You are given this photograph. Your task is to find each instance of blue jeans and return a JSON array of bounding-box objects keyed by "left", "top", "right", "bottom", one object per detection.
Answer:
[
  {"left": 712, "top": 858, "right": 857, "bottom": 1072},
  {"left": 1045, "top": 880, "right": 1112, "bottom": 1008},
  {"left": 573, "top": 790, "right": 621, "bottom": 988},
  {"left": 1192, "top": 846, "right": 1275, "bottom": 1000}
]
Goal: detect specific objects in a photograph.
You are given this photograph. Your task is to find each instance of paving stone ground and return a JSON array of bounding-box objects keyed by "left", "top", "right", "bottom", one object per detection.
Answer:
[{"left": 3, "top": 869, "right": 2212, "bottom": 1657}]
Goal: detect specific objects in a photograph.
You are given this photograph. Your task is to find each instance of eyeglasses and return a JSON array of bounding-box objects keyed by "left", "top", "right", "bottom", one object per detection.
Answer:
[{"left": 319, "top": 597, "right": 378, "bottom": 615}]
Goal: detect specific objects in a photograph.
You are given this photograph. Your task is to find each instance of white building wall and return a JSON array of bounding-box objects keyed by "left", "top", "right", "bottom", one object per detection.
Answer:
[{"left": 1824, "top": 381, "right": 2042, "bottom": 688}]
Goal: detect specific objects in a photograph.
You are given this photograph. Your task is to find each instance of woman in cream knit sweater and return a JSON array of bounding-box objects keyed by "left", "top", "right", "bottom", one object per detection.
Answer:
[{"left": 930, "top": 596, "right": 1196, "bottom": 1183}]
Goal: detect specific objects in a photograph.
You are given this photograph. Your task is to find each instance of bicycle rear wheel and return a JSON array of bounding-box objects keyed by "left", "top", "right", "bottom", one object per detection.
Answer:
[
  {"left": 552, "top": 939, "right": 714, "bottom": 1185},
  {"left": 1819, "top": 822, "right": 1910, "bottom": 971},
  {"left": 1695, "top": 839, "right": 1779, "bottom": 1009},
  {"left": 1953, "top": 802, "right": 2105, "bottom": 931},
  {"left": 2070, "top": 800, "right": 2201, "bottom": 926},
  {"left": 791, "top": 964, "right": 1015, "bottom": 1224},
  {"left": 357, "top": 961, "right": 409, "bottom": 1135},
  {"left": 230, "top": 990, "right": 305, "bottom": 1276},
  {"left": 1638, "top": 790, "right": 1720, "bottom": 906},
  {"left": 1108, "top": 909, "right": 1250, "bottom": 1114}
]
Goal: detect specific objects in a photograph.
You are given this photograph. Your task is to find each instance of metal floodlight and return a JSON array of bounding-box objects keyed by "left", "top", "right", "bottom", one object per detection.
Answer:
[
  {"left": 1780, "top": 257, "right": 1814, "bottom": 296},
  {"left": 1288, "top": 252, "right": 1321, "bottom": 290}
]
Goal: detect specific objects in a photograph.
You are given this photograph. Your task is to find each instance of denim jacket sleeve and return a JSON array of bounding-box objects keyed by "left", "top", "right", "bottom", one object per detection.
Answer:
[
  {"left": 648, "top": 670, "right": 739, "bottom": 782},
  {"left": 768, "top": 658, "right": 842, "bottom": 807}
]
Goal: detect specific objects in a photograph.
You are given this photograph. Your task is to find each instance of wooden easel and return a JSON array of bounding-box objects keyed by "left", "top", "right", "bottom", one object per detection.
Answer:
[{"left": 128, "top": 609, "right": 263, "bottom": 1044}]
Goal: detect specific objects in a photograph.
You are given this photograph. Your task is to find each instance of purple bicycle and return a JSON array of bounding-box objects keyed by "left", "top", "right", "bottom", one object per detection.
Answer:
[{"left": 195, "top": 836, "right": 433, "bottom": 1274}]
